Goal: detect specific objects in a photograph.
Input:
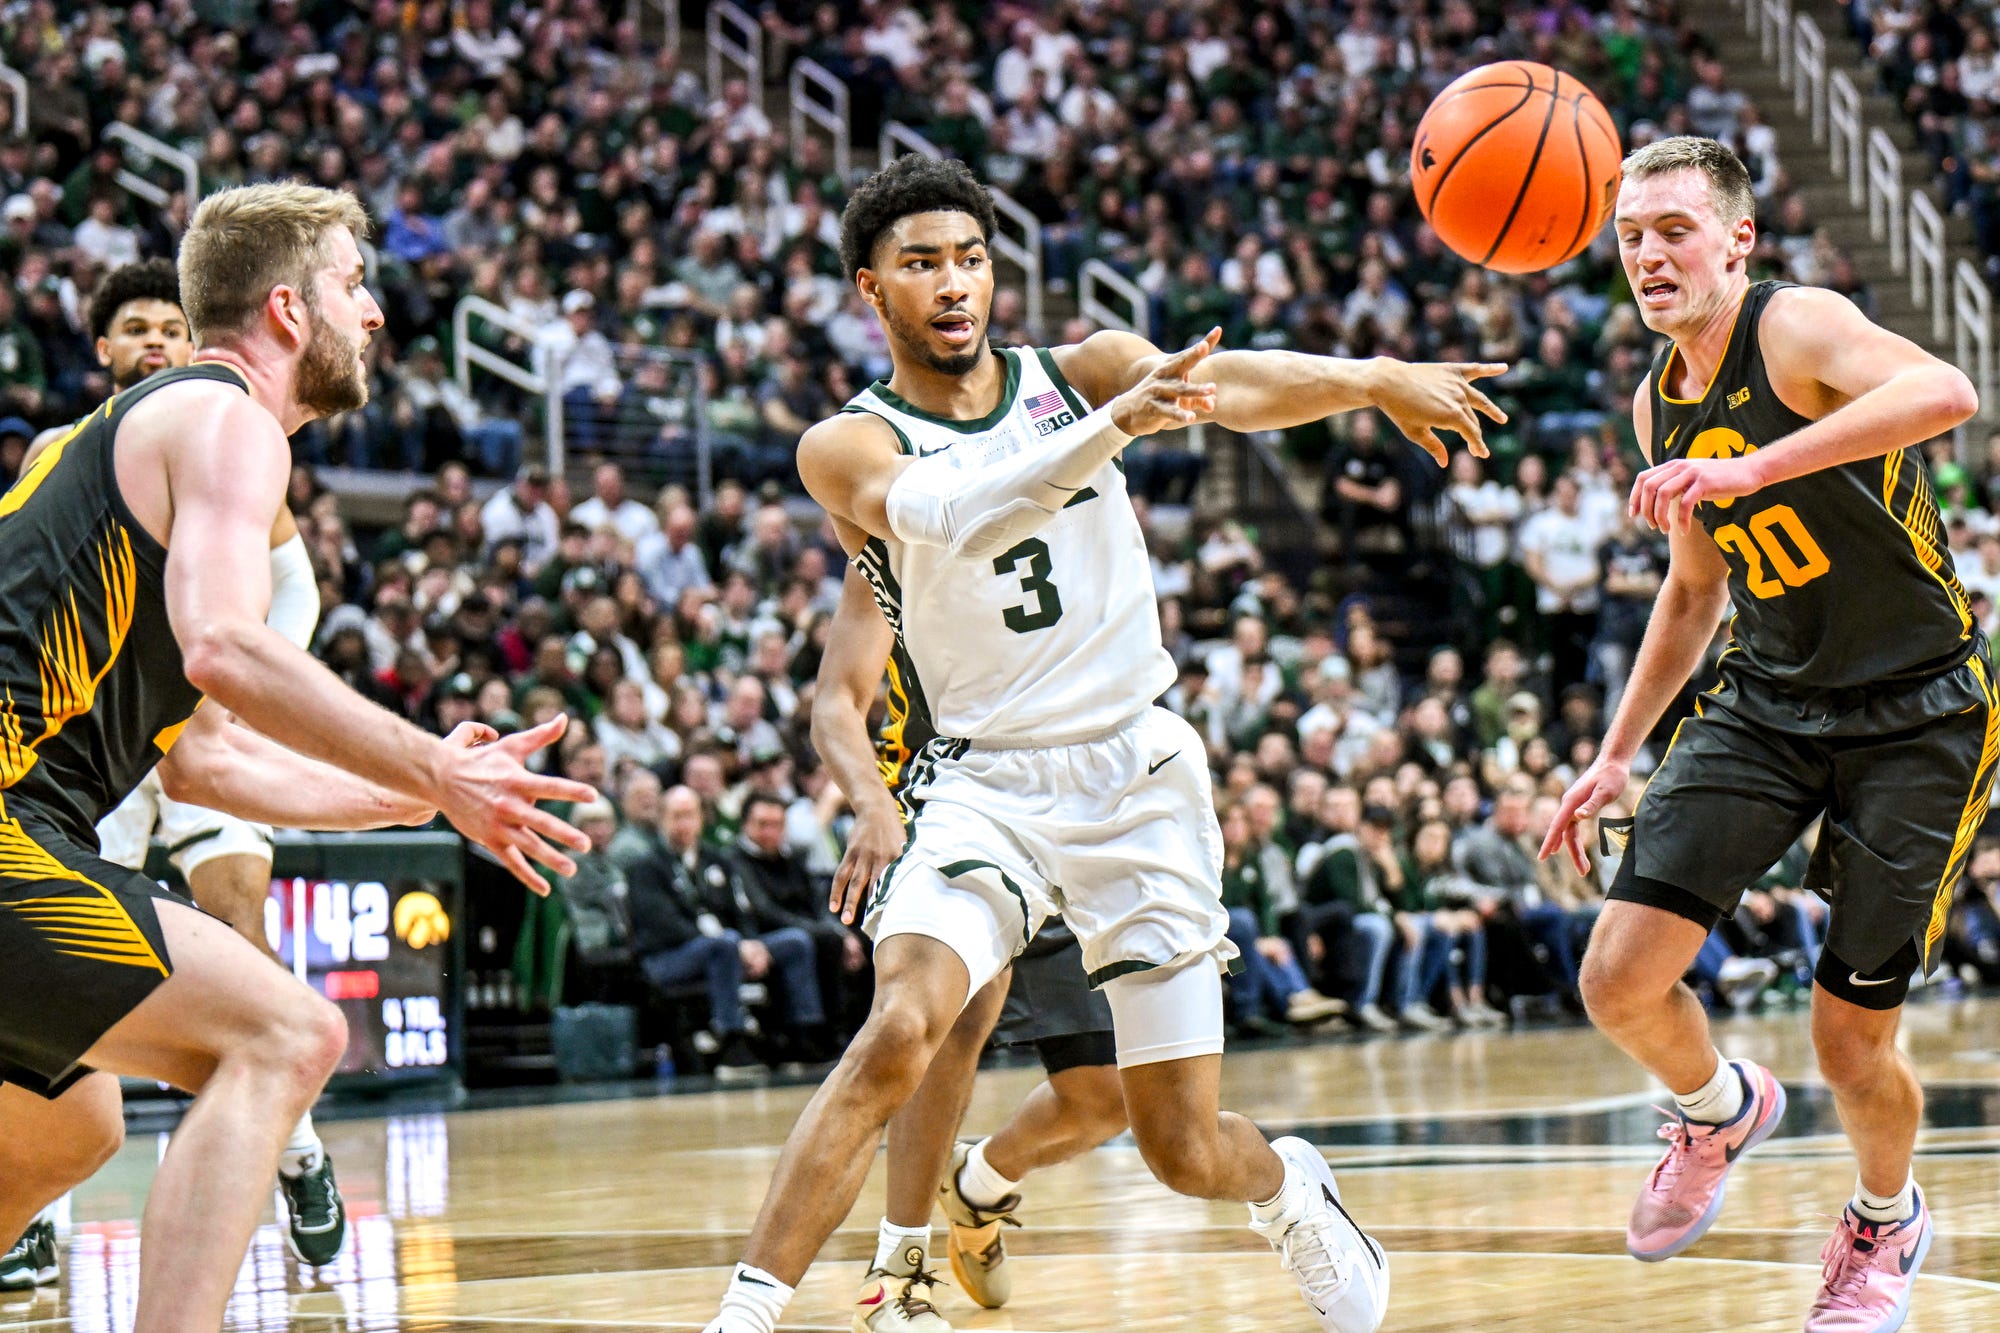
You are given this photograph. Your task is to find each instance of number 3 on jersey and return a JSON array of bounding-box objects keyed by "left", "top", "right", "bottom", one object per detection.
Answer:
[
  {"left": 994, "top": 538, "right": 1063, "bottom": 632},
  {"left": 1712, "top": 503, "right": 1831, "bottom": 599}
]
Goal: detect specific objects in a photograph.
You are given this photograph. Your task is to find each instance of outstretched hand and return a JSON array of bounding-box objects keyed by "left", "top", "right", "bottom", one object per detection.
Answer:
[
  {"left": 431, "top": 714, "right": 599, "bottom": 893},
  {"left": 1538, "top": 754, "right": 1630, "bottom": 877},
  {"left": 1110, "top": 328, "right": 1222, "bottom": 437},
  {"left": 1371, "top": 361, "right": 1509, "bottom": 466}
]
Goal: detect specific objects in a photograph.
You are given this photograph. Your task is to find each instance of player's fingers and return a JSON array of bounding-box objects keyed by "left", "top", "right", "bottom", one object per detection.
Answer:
[
  {"left": 496, "top": 843, "right": 549, "bottom": 895},
  {"left": 1537, "top": 786, "right": 1589, "bottom": 860},
  {"left": 507, "top": 770, "right": 601, "bottom": 806},
  {"left": 1411, "top": 425, "right": 1446, "bottom": 467},
  {"left": 513, "top": 800, "right": 590, "bottom": 852},
  {"left": 1452, "top": 362, "right": 1509, "bottom": 381},
  {"left": 516, "top": 826, "right": 579, "bottom": 880},
  {"left": 1454, "top": 406, "right": 1486, "bottom": 455},
  {"left": 1467, "top": 385, "right": 1508, "bottom": 424},
  {"left": 501, "top": 713, "right": 570, "bottom": 756},
  {"left": 1565, "top": 824, "right": 1591, "bottom": 877},
  {"left": 1161, "top": 328, "right": 1222, "bottom": 373}
]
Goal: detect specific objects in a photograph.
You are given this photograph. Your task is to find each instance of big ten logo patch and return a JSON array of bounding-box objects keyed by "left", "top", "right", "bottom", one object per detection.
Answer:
[
  {"left": 1686, "top": 426, "right": 1759, "bottom": 510},
  {"left": 1024, "top": 388, "right": 1076, "bottom": 436}
]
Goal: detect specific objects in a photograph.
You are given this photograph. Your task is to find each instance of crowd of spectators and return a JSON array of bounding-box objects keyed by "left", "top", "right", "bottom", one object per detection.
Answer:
[{"left": 0, "top": 1, "right": 1993, "bottom": 1078}]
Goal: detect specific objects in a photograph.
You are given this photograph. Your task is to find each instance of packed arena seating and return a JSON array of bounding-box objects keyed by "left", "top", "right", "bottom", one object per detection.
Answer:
[{"left": 2, "top": 1, "right": 1993, "bottom": 1078}]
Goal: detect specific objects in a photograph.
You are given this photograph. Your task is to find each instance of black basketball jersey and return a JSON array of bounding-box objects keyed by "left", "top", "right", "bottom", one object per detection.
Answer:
[
  {"left": 1646, "top": 280, "right": 1973, "bottom": 692},
  {"left": 0, "top": 364, "right": 240, "bottom": 846}
]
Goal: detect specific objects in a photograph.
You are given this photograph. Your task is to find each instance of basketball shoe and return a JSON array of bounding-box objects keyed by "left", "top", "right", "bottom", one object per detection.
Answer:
[
  {"left": 936, "top": 1141, "right": 1018, "bottom": 1309},
  {"left": 1627, "top": 1059, "right": 1786, "bottom": 1262},
  {"left": 0, "top": 1218, "right": 56, "bottom": 1289},
  {"left": 1250, "top": 1136, "right": 1389, "bottom": 1333},
  {"left": 279, "top": 1153, "right": 346, "bottom": 1265},
  {"left": 1804, "top": 1190, "right": 1933, "bottom": 1333},
  {"left": 852, "top": 1267, "right": 951, "bottom": 1332}
]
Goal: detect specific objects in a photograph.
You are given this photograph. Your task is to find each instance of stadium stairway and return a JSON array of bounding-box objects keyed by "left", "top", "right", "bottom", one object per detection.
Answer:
[{"left": 1686, "top": 0, "right": 1978, "bottom": 362}]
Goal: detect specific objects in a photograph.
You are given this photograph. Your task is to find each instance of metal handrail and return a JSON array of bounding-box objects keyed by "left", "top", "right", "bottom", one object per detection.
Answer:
[
  {"left": 1909, "top": 191, "right": 1948, "bottom": 341},
  {"left": 627, "top": 0, "right": 679, "bottom": 43},
  {"left": 0, "top": 63, "right": 25, "bottom": 137},
  {"left": 1866, "top": 128, "right": 1903, "bottom": 269},
  {"left": 706, "top": 0, "right": 762, "bottom": 94},
  {"left": 105, "top": 122, "right": 199, "bottom": 212},
  {"left": 789, "top": 58, "right": 850, "bottom": 181},
  {"left": 1829, "top": 69, "right": 1862, "bottom": 205},
  {"left": 1761, "top": 0, "right": 1790, "bottom": 72},
  {"left": 451, "top": 294, "right": 563, "bottom": 475},
  {"left": 880, "top": 121, "right": 1045, "bottom": 336},
  {"left": 1956, "top": 260, "right": 1993, "bottom": 422},
  {"left": 1079, "top": 259, "right": 1149, "bottom": 340},
  {"left": 1794, "top": 16, "right": 1825, "bottom": 143}
]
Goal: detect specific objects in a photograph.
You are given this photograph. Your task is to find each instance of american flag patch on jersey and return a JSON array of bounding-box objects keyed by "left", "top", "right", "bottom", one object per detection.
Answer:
[{"left": 1023, "top": 389, "right": 1065, "bottom": 419}]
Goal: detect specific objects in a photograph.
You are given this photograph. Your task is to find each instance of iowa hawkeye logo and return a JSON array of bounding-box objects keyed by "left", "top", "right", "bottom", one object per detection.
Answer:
[
  {"left": 394, "top": 890, "right": 452, "bottom": 949},
  {"left": 1683, "top": 426, "right": 1759, "bottom": 510}
]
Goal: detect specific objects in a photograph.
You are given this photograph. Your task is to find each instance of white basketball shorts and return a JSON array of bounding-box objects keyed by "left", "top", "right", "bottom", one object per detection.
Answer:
[
  {"left": 861, "top": 707, "right": 1235, "bottom": 1065},
  {"left": 96, "top": 769, "right": 276, "bottom": 879}
]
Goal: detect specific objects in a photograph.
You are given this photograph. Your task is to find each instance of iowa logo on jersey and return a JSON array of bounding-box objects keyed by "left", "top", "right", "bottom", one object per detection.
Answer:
[{"left": 1686, "top": 427, "right": 1759, "bottom": 510}]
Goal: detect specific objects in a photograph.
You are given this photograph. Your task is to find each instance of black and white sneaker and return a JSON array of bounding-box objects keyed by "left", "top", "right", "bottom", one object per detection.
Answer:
[
  {"left": 0, "top": 1218, "right": 57, "bottom": 1289},
  {"left": 713, "top": 1034, "right": 768, "bottom": 1083},
  {"left": 279, "top": 1154, "right": 347, "bottom": 1266},
  {"left": 1249, "top": 1137, "right": 1389, "bottom": 1333}
]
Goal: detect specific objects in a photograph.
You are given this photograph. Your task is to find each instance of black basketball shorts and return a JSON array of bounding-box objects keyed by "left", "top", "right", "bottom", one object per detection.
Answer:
[
  {"left": 992, "top": 918, "right": 1116, "bottom": 1073},
  {"left": 1610, "top": 648, "right": 1999, "bottom": 977},
  {"left": 0, "top": 803, "right": 181, "bottom": 1098}
]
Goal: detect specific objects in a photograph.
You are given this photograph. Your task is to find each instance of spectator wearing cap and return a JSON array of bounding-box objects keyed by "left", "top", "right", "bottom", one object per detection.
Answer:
[
  {"left": 481, "top": 464, "right": 559, "bottom": 571},
  {"left": 397, "top": 335, "right": 523, "bottom": 476},
  {"left": 570, "top": 462, "right": 660, "bottom": 546},
  {"left": 0, "top": 414, "right": 32, "bottom": 485},
  {"left": 540, "top": 290, "right": 622, "bottom": 453}
]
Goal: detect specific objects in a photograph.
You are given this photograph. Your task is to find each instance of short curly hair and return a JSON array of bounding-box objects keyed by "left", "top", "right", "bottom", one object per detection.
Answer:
[
  {"left": 87, "top": 258, "right": 182, "bottom": 342},
  {"left": 838, "top": 154, "right": 998, "bottom": 282}
]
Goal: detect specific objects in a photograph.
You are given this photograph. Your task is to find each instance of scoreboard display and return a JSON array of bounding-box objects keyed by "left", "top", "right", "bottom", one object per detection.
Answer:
[{"left": 147, "top": 831, "right": 464, "bottom": 1085}]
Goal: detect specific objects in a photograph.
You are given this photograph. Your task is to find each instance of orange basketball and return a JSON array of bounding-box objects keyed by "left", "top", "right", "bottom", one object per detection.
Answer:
[{"left": 1411, "top": 61, "right": 1623, "bottom": 274}]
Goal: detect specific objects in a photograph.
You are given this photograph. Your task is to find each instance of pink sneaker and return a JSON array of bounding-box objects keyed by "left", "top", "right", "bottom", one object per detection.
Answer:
[
  {"left": 1805, "top": 1191, "right": 1933, "bottom": 1332},
  {"left": 1626, "top": 1059, "right": 1786, "bottom": 1262}
]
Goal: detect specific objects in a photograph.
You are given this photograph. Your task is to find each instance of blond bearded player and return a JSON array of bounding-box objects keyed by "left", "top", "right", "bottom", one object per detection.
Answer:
[
  {"left": 1, "top": 259, "right": 348, "bottom": 1288},
  {"left": 0, "top": 183, "right": 594, "bottom": 1333}
]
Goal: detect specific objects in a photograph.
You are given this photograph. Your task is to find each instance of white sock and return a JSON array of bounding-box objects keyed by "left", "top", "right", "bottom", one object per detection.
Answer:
[
  {"left": 1852, "top": 1175, "right": 1916, "bottom": 1225},
  {"left": 1247, "top": 1155, "right": 1307, "bottom": 1230},
  {"left": 1674, "top": 1052, "right": 1746, "bottom": 1126},
  {"left": 957, "top": 1138, "right": 1020, "bottom": 1209},
  {"left": 707, "top": 1263, "right": 791, "bottom": 1333},
  {"left": 872, "top": 1218, "right": 930, "bottom": 1276},
  {"left": 279, "top": 1111, "right": 324, "bottom": 1179}
]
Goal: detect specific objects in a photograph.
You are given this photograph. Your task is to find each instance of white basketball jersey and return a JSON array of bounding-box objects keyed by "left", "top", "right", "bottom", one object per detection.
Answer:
[{"left": 846, "top": 346, "right": 1175, "bottom": 743}]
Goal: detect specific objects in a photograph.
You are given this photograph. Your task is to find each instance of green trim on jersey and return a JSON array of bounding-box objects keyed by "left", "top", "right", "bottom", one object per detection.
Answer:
[
  {"left": 838, "top": 403, "right": 914, "bottom": 455},
  {"left": 865, "top": 347, "right": 1021, "bottom": 434},
  {"left": 1034, "top": 346, "right": 1092, "bottom": 418},
  {"left": 936, "top": 857, "right": 1033, "bottom": 947}
]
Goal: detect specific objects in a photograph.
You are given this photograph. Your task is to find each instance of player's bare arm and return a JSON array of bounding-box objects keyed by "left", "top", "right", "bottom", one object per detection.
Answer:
[
  {"left": 1542, "top": 380, "right": 1731, "bottom": 873},
  {"left": 1053, "top": 327, "right": 1509, "bottom": 465},
  {"left": 122, "top": 382, "right": 594, "bottom": 889},
  {"left": 797, "top": 331, "right": 1225, "bottom": 553},
  {"left": 1630, "top": 287, "right": 1978, "bottom": 533},
  {"left": 813, "top": 570, "right": 904, "bottom": 924},
  {"left": 156, "top": 704, "right": 487, "bottom": 829}
]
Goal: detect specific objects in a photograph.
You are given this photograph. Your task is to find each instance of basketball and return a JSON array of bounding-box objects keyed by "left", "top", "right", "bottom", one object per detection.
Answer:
[{"left": 1411, "top": 61, "right": 1624, "bottom": 274}]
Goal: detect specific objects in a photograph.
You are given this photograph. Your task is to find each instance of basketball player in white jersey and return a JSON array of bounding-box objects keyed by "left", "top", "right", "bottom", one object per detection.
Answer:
[
  {"left": 3, "top": 260, "right": 347, "bottom": 1282},
  {"left": 701, "top": 155, "right": 1503, "bottom": 1333},
  {"left": 817, "top": 566, "right": 1131, "bottom": 1331}
]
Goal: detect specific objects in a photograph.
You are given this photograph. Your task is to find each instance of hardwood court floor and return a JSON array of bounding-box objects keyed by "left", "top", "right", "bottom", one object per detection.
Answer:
[{"left": 7, "top": 998, "right": 2000, "bottom": 1331}]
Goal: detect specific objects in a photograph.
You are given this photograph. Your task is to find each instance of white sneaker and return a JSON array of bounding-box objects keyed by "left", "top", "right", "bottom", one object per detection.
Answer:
[
  {"left": 1353, "top": 1003, "right": 1397, "bottom": 1034},
  {"left": 1250, "top": 1137, "right": 1389, "bottom": 1333}
]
